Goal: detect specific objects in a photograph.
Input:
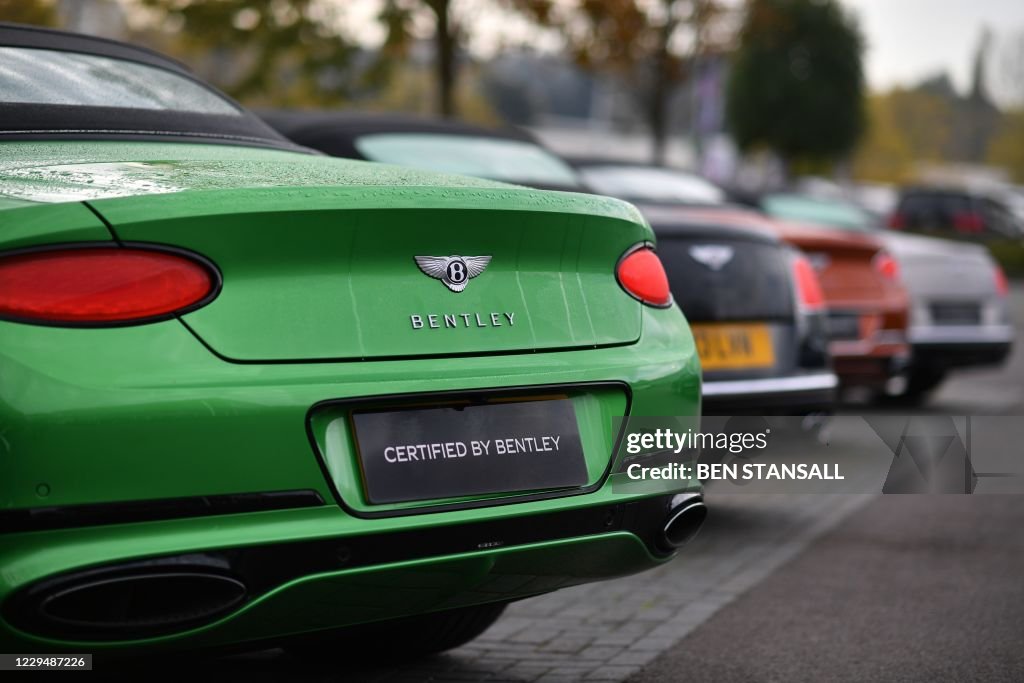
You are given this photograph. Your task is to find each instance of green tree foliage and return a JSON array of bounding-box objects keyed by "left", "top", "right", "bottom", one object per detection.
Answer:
[
  {"left": 372, "top": 0, "right": 460, "bottom": 117},
  {"left": 853, "top": 88, "right": 954, "bottom": 183},
  {"left": 0, "top": 0, "right": 58, "bottom": 25},
  {"left": 726, "top": 0, "right": 865, "bottom": 170},
  {"left": 370, "top": 0, "right": 510, "bottom": 119},
  {"left": 852, "top": 94, "right": 914, "bottom": 184},
  {"left": 133, "top": 0, "right": 357, "bottom": 107},
  {"left": 513, "top": 0, "right": 727, "bottom": 164}
]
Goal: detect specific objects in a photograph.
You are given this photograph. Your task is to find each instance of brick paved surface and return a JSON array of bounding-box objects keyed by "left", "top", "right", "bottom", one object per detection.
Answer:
[{"left": 351, "top": 492, "right": 873, "bottom": 683}]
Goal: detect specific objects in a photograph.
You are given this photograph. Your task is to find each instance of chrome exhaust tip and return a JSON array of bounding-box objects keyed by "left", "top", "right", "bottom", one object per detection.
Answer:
[{"left": 661, "top": 497, "right": 708, "bottom": 549}]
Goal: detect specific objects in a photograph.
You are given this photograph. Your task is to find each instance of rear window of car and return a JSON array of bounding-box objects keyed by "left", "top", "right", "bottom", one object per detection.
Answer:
[
  {"left": 0, "top": 46, "right": 240, "bottom": 115},
  {"left": 578, "top": 166, "right": 726, "bottom": 205},
  {"left": 897, "top": 194, "right": 932, "bottom": 216},
  {"left": 899, "top": 191, "right": 971, "bottom": 215},
  {"left": 760, "top": 194, "right": 874, "bottom": 231},
  {"left": 657, "top": 235, "right": 794, "bottom": 322},
  {"left": 355, "top": 134, "right": 582, "bottom": 187},
  {"left": 897, "top": 191, "right": 978, "bottom": 230}
]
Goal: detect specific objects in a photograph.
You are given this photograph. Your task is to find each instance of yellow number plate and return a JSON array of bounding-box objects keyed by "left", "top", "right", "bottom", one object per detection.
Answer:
[{"left": 692, "top": 323, "right": 775, "bottom": 371}]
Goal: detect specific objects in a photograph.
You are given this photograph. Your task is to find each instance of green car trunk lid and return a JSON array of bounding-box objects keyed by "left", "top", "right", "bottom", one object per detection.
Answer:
[{"left": 0, "top": 144, "right": 650, "bottom": 362}]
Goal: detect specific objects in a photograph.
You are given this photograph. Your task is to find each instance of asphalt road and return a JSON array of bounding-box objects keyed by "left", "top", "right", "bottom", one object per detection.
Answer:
[
  {"left": 134, "top": 285, "right": 1024, "bottom": 681},
  {"left": 630, "top": 495, "right": 1024, "bottom": 683}
]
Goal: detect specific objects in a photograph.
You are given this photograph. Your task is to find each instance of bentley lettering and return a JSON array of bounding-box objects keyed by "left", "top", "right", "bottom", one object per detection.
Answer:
[{"left": 411, "top": 312, "right": 516, "bottom": 329}]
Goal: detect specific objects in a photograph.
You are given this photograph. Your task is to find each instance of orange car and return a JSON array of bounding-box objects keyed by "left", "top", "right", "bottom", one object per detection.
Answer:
[{"left": 642, "top": 205, "right": 911, "bottom": 393}]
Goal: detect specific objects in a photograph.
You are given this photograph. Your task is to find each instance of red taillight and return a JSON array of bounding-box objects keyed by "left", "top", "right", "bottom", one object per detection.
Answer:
[
  {"left": 791, "top": 255, "right": 826, "bottom": 310},
  {"left": 887, "top": 212, "right": 906, "bottom": 230},
  {"left": 872, "top": 251, "right": 900, "bottom": 282},
  {"left": 0, "top": 246, "right": 216, "bottom": 325},
  {"left": 617, "top": 246, "right": 671, "bottom": 307},
  {"left": 953, "top": 211, "right": 984, "bottom": 233},
  {"left": 994, "top": 264, "right": 1009, "bottom": 297}
]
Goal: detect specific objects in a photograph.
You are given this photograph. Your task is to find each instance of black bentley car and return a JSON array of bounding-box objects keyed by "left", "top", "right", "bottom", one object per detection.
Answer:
[
  {"left": 264, "top": 112, "right": 837, "bottom": 414},
  {"left": 643, "top": 207, "right": 835, "bottom": 414},
  {"left": 262, "top": 111, "right": 582, "bottom": 191}
]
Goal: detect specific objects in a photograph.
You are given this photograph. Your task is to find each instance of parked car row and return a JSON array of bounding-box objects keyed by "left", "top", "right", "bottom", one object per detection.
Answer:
[
  {"left": 750, "top": 192, "right": 1014, "bottom": 401},
  {"left": 267, "top": 112, "right": 1013, "bottom": 406},
  {"left": 889, "top": 186, "right": 1024, "bottom": 239}
]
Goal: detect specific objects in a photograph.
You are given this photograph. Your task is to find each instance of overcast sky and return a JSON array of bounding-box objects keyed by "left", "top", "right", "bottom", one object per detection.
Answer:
[{"left": 843, "top": 0, "right": 1024, "bottom": 102}]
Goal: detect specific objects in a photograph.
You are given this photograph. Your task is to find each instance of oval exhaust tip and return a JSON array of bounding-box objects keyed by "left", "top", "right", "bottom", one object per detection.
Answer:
[
  {"left": 662, "top": 500, "right": 708, "bottom": 549},
  {"left": 33, "top": 571, "right": 246, "bottom": 639}
]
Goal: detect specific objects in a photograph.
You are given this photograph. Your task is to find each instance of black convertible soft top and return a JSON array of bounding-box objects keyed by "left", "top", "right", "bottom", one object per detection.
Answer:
[
  {"left": 260, "top": 110, "right": 539, "bottom": 161},
  {"left": 0, "top": 22, "right": 306, "bottom": 152}
]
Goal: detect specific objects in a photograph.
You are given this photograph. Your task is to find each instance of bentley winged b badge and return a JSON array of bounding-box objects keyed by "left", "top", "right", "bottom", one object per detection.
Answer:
[
  {"left": 415, "top": 255, "right": 492, "bottom": 293},
  {"left": 688, "top": 245, "right": 734, "bottom": 271}
]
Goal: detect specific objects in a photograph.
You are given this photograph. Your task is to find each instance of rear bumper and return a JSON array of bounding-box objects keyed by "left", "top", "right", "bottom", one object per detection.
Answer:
[
  {"left": 702, "top": 372, "right": 838, "bottom": 414},
  {"left": 909, "top": 325, "right": 1013, "bottom": 369},
  {"left": 0, "top": 305, "right": 701, "bottom": 653},
  {"left": 831, "top": 355, "right": 910, "bottom": 390},
  {"left": 1, "top": 495, "right": 682, "bottom": 654},
  {"left": 830, "top": 331, "right": 910, "bottom": 389},
  {"left": 908, "top": 324, "right": 1014, "bottom": 346}
]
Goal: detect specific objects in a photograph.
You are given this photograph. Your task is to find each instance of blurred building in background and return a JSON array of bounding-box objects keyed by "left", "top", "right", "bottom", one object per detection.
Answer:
[
  {"left": 480, "top": 48, "right": 729, "bottom": 169},
  {"left": 55, "top": 0, "right": 127, "bottom": 39},
  {"left": 914, "top": 33, "right": 1001, "bottom": 166}
]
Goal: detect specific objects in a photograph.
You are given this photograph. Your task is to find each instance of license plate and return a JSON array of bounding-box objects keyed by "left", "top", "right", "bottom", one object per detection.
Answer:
[
  {"left": 931, "top": 303, "right": 981, "bottom": 325},
  {"left": 692, "top": 323, "right": 775, "bottom": 371},
  {"left": 352, "top": 398, "right": 588, "bottom": 504},
  {"left": 827, "top": 313, "right": 861, "bottom": 340}
]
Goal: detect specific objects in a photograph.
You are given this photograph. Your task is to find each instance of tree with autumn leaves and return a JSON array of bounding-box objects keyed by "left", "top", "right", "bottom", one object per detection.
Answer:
[
  {"left": 511, "top": 0, "right": 729, "bottom": 164},
  {"left": 371, "top": 0, "right": 729, "bottom": 163},
  {"left": 131, "top": 0, "right": 360, "bottom": 107},
  {"left": 0, "top": 0, "right": 359, "bottom": 107},
  {"left": 372, "top": 1, "right": 459, "bottom": 117},
  {"left": 0, "top": 0, "right": 57, "bottom": 25}
]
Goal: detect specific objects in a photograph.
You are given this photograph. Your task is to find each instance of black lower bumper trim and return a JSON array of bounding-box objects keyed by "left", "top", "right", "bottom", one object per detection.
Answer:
[
  {"left": 703, "top": 388, "right": 835, "bottom": 415},
  {"left": 0, "top": 490, "right": 326, "bottom": 533},
  {"left": 4, "top": 494, "right": 681, "bottom": 641},
  {"left": 911, "top": 342, "right": 1012, "bottom": 369}
]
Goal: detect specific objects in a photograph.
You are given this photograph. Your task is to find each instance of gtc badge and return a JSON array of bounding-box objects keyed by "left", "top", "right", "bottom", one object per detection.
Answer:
[
  {"left": 688, "top": 245, "right": 734, "bottom": 271},
  {"left": 415, "top": 255, "right": 492, "bottom": 293}
]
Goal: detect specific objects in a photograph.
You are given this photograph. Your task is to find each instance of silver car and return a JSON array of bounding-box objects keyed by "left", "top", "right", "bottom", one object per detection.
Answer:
[{"left": 757, "top": 193, "right": 1013, "bottom": 402}]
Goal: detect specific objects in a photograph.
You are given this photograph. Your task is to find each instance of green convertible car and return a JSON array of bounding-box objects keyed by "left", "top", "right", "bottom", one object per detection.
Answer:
[{"left": 0, "top": 24, "right": 703, "bottom": 658}]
